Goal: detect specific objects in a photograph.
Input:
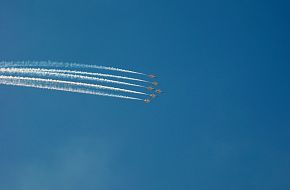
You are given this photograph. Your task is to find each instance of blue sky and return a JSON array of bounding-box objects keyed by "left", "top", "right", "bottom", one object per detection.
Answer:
[{"left": 0, "top": 0, "right": 290, "bottom": 189}]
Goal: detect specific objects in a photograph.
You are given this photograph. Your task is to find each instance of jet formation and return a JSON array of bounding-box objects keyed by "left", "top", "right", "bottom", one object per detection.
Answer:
[
  {"left": 0, "top": 61, "right": 163, "bottom": 103},
  {"left": 144, "top": 74, "right": 163, "bottom": 103}
]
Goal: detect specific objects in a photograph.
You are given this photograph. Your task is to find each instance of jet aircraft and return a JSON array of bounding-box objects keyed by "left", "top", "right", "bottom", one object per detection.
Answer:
[
  {"left": 156, "top": 89, "right": 163, "bottom": 94},
  {"left": 144, "top": 99, "right": 151, "bottom": 103},
  {"left": 147, "top": 86, "right": 154, "bottom": 91},
  {"left": 148, "top": 74, "right": 157, "bottom": 78},
  {"left": 152, "top": 81, "right": 158, "bottom": 86}
]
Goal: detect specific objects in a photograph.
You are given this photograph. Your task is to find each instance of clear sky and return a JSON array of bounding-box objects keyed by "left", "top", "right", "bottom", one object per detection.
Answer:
[{"left": 0, "top": 0, "right": 290, "bottom": 189}]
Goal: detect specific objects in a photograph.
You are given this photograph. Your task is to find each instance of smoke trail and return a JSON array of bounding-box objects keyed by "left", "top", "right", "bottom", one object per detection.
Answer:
[
  {"left": 47, "top": 68, "right": 150, "bottom": 83},
  {"left": 0, "top": 61, "right": 146, "bottom": 75},
  {"left": 0, "top": 68, "right": 147, "bottom": 88},
  {"left": 0, "top": 75, "right": 147, "bottom": 95},
  {"left": 0, "top": 66, "right": 150, "bottom": 83},
  {"left": 0, "top": 76, "right": 142, "bottom": 100}
]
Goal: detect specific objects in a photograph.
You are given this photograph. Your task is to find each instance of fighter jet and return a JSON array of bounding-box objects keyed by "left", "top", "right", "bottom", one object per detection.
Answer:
[
  {"left": 152, "top": 81, "right": 158, "bottom": 86},
  {"left": 149, "top": 94, "right": 157, "bottom": 98},
  {"left": 144, "top": 99, "right": 151, "bottom": 103},
  {"left": 155, "top": 89, "right": 163, "bottom": 94},
  {"left": 147, "top": 86, "right": 155, "bottom": 91},
  {"left": 148, "top": 74, "right": 157, "bottom": 78}
]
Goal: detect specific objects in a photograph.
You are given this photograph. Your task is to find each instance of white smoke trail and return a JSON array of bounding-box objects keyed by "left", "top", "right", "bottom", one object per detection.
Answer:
[
  {"left": 48, "top": 68, "right": 150, "bottom": 83},
  {"left": 0, "top": 61, "right": 146, "bottom": 75},
  {"left": 0, "top": 75, "right": 147, "bottom": 95},
  {"left": 0, "top": 66, "right": 150, "bottom": 83},
  {"left": 0, "top": 68, "right": 147, "bottom": 88},
  {"left": 47, "top": 68, "right": 150, "bottom": 83},
  {"left": 0, "top": 76, "right": 142, "bottom": 100}
]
